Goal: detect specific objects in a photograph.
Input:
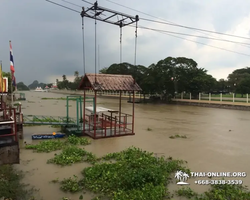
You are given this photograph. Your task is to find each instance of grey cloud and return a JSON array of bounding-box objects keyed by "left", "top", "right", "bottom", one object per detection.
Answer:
[{"left": 1, "top": 0, "right": 250, "bottom": 85}]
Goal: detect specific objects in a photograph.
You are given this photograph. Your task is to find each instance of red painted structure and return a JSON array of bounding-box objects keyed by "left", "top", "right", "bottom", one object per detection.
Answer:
[
  {"left": 78, "top": 73, "right": 142, "bottom": 139},
  {"left": 0, "top": 95, "right": 19, "bottom": 165}
]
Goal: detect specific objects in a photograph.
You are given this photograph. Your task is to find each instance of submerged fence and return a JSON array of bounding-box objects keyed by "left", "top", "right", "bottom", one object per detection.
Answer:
[
  {"left": 50, "top": 90, "right": 250, "bottom": 103},
  {"left": 175, "top": 93, "right": 250, "bottom": 103},
  {"left": 50, "top": 89, "right": 149, "bottom": 98}
]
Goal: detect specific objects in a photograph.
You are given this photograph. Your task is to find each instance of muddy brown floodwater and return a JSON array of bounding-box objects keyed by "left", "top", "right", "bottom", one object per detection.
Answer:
[{"left": 15, "top": 91, "right": 250, "bottom": 200}]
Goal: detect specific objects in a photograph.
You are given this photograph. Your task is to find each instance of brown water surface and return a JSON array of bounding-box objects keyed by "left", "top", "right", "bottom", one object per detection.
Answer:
[{"left": 15, "top": 91, "right": 250, "bottom": 199}]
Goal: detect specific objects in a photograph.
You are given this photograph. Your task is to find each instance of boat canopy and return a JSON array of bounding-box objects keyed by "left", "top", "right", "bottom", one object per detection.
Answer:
[{"left": 85, "top": 106, "right": 113, "bottom": 114}]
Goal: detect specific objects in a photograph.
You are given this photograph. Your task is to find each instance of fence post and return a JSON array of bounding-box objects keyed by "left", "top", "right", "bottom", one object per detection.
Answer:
[
  {"left": 181, "top": 92, "right": 183, "bottom": 99},
  {"left": 233, "top": 93, "right": 235, "bottom": 102},
  {"left": 247, "top": 94, "right": 249, "bottom": 103},
  {"left": 209, "top": 93, "right": 211, "bottom": 101},
  {"left": 189, "top": 93, "right": 191, "bottom": 100},
  {"left": 220, "top": 93, "right": 222, "bottom": 101},
  {"left": 199, "top": 93, "right": 201, "bottom": 101}
]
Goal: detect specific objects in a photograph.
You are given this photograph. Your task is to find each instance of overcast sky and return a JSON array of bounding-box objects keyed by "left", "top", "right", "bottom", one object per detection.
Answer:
[{"left": 1, "top": 0, "right": 250, "bottom": 85}]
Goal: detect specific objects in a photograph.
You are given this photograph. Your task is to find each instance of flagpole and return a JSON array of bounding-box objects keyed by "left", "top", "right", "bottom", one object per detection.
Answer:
[{"left": 10, "top": 40, "right": 13, "bottom": 106}]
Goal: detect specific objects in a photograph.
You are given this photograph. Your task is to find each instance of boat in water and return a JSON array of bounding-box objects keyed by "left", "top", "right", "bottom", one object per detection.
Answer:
[
  {"left": 34, "top": 87, "right": 45, "bottom": 92},
  {"left": 32, "top": 132, "right": 66, "bottom": 140}
]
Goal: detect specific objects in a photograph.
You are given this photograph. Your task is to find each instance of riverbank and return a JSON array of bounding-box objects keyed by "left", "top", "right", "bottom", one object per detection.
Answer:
[
  {"left": 48, "top": 89, "right": 142, "bottom": 101},
  {"left": 48, "top": 90, "right": 250, "bottom": 111},
  {"left": 172, "top": 99, "right": 250, "bottom": 111}
]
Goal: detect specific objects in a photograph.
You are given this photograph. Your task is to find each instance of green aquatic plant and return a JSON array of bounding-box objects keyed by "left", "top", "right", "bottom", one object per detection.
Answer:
[
  {"left": 175, "top": 184, "right": 250, "bottom": 200},
  {"left": 169, "top": 134, "right": 187, "bottom": 139},
  {"left": 0, "top": 165, "right": 38, "bottom": 200},
  {"left": 51, "top": 147, "right": 250, "bottom": 200},
  {"left": 25, "top": 140, "right": 64, "bottom": 152},
  {"left": 60, "top": 175, "right": 82, "bottom": 193},
  {"left": 25, "top": 135, "right": 92, "bottom": 153},
  {"left": 47, "top": 146, "right": 97, "bottom": 166},
  {"left": 175, "top": 187, "right": 198, "bottom": 199},
  {"left": 80, "top": 147, "right": 189, "bottom": 199},
  {"left": 65, "top": 134, "right": 91, "bottom": 145}
]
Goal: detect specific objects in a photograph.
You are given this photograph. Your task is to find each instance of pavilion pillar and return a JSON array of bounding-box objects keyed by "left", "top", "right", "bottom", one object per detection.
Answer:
[
  {"left": 83, "top": 90, "right": 86, "bottom": 135},
  {"left": 94, "top": 90, "right": 97, "bottom": 138},
  {"left": 132, "top": 90, "right": 135, "bottom": 134},
  {"left": 119, "top": 91, "right": 122, "bottom": 133}
]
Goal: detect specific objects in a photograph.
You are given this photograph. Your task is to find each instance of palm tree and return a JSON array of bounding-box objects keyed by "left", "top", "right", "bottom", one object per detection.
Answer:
[
  {"left": 62, "top": 75, "right": 67, "bottom": 82},
  {"left": 175, "top": 170, "right": 183, "bottom": 182},
  {"left": 182, "top": 173, "right": 189, "bottom": 182}
]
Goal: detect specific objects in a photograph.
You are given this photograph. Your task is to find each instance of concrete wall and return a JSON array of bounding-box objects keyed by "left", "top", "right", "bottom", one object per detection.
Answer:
[
  {"left": 0, "top": 142, "right": 19, "bottom": 165},
  {"left": 172, "top": 101, "right": 250, "bottom": 111}
]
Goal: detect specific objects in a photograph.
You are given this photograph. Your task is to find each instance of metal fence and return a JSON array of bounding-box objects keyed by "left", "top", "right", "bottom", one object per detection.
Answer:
[{"left": 175, "top": 93, "right": 250, "bottom": 103}]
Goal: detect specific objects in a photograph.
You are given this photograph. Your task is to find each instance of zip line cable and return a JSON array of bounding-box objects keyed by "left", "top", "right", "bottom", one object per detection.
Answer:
[
  {"left": 81, "top": 14, "right": 86, "bottom": 75},
  {"left": 46, "top": 0, "right": 250, "bottom": 58},
  {"left": 158, "top": 31, "right": 250, "bottom": 57},
  {"left": 140, "top": 18, "right": 250, "bottom": 41},
  {"left": 82, "top": 0, "right": 93, "bottom": 5},
  {"left": 45, "top": 0, "right": 80, "bottom": 13},
  {"left": 134, "top": 18, "right": 138, "bottom": 67},
  {"left": 136, "top": 25, "right": 250, "bottom": 47},
  {"left": 61, "top": 0, "right": 82, "bottom": 8},
  {"left": 104, "top": 0, "right": 250, "bottom": 50},
  {"left": 105, "top": 0, "right": 250, "bottom": 41},
  {"left": 94, "top": 2, "right": 97, "bottom": 82},
  {"left": 120, "top": 24, "right": 123, "bottom": 64},
  {"left": 134, "top": 18, "right": 138, "bottom": 84}
]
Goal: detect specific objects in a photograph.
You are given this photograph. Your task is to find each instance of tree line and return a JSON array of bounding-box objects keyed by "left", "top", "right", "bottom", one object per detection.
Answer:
[
  {"left": 56, "top": 56, "right": 250, "bottom": 98},
  {"left": 56, "top": 71, "right": 82, "bottom": 90}
]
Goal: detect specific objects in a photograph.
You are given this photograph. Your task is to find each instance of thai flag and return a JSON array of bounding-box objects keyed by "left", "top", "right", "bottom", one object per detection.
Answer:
[
  {"left": 9, "top": 41, "right": 16, "bottom": 89},
  {"left": 10, "top": 41, "right": 15, "bottom": 73}
]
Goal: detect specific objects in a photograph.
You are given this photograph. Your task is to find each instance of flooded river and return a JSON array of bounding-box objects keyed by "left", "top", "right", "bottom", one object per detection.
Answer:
[{"left": 15, "top": 91, "right": 250, "bottom": 199}]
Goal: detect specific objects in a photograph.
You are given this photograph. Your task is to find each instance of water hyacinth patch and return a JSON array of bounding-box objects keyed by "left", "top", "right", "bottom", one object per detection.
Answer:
[
  {"left": 24, "top": 139, "right": 64, "bottom": 153},
  {"left": 79, "top": 147, "right": 189, "bottom": 200},
  {"left": 47, "top": 146, "right": 97, "bottom": 166},
  {"left": 65, "top": 134, "right": 91, "bottom": 146},
  {"left": 25, "top": 135, "right": 91, "bottom": 153},
  {"left": 175, "top": 184, "right": 250, "bottom": 200}
]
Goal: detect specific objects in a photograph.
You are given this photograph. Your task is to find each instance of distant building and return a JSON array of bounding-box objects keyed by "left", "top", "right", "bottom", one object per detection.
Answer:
[{"left": 51, "top": 82, "right": 57, "bottom": 89}]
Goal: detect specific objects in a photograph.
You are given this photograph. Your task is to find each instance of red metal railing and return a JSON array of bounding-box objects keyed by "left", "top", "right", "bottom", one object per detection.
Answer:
[
  {"left": 0, "top": 108, "right": 18, "bottom": 142},
  {"left": 83, "top": 112, "right": 133, "bottom": 139}
]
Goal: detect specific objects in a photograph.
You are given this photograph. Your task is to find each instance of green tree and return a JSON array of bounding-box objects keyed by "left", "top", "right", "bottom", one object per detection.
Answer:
[
  {"left": 62, "top": 75, "right": 67, "bottom": 82},
  {"left": 216, "top": 79, "right": 229, "bottom": 92},
  {"left": 227, "top": 67, "right": 250, "bottom": 96},
  {"left": 16, "top": 82, "right": 29, "bottom": 91},
  {"left": 99, "top": 67, "right": 108, "bottom": 74},
  {"left": 236, "top": 75, "right": 250, "bottom": 96}
]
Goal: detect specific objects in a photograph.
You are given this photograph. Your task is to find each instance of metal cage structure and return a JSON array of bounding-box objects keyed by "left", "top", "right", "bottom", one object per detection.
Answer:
[{"left": 79, "top": 73, "right": 142, "bottom": 139}]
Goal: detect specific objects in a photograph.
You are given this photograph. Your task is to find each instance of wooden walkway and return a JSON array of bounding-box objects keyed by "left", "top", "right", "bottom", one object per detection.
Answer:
[{"left": 172, "top": 99, "right": 250, "bottom": 107}]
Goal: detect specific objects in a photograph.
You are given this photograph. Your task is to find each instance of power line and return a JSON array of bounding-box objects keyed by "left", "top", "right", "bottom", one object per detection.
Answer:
[
  {"left": 137, "top": 25, "right": 250, "bottom": 47},
  {"left": 105, "top": 0, "right": 250, "bottom": 42},
  {"left": 46, "top": 0, "right": 250, "bottom": 57},
  {"left": 151, "top": 30, "right": 250, "bottom": 57},
  {"left": 140, "top": 18, "right": 250, "bottom": 41},
  {"left": 81, "top": 0, "right": 93, "bottom": 5},
  {"left": 61, "top": 0, "right": 82, "bottom": 8},
  {"left": 104, "top": 0, "right": 250, "bottom": 56},
  {"left": 46, "top": 0, "right": 80, "bottom": 13}
]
